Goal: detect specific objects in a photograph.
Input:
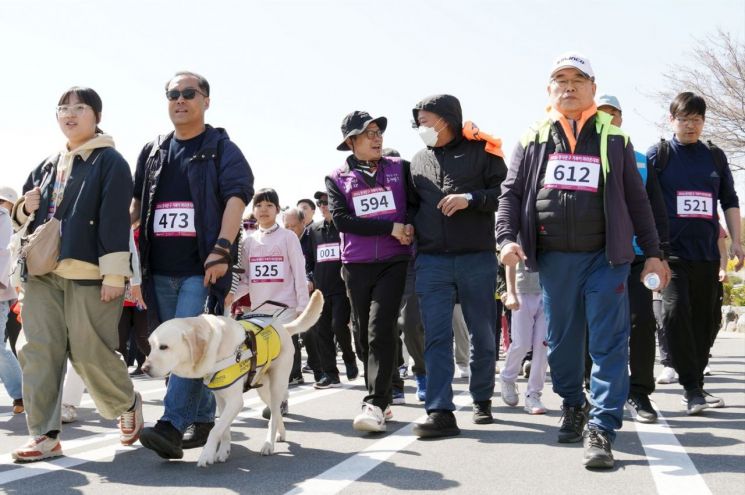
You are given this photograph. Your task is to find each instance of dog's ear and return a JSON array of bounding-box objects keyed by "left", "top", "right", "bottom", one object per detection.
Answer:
[{"left": 182, "top": 317, "right": 212, "bottom": 368}]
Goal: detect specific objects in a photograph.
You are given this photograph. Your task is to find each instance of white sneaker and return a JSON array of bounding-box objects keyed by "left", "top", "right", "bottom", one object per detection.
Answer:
[
  {"left": 524, "top": 393, "right": 547, "bottom": 415},
  {"left": 61, "top": 404, "right": 77, "bottom": 424},
  {"left": 703, "top": 365, "right": 712, "bottom": 376},
  {"left": 500, "top": 377, "right": 519, "bottom": 407},
  {"left": 11, "top": 435, "right": 63, "bottom": 463},
  {"left": 456, "top": 364, "right": 470, "bottom": 379},
  {"left": 656, "top": 367, "right": 678, "bottom": 384},
  {"left": 353, "top": 403, "right": 386, "bottom": 432},
  {"left": 384, "top": 406, "right": 393, "bottom": 421}
]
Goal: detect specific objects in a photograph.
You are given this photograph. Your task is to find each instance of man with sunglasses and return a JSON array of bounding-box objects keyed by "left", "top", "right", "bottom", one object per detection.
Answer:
[
  {"left": 302, "top": 191, "right": 358, "bottom": 389},
  {"left": 131, "top": 71, "right": 254, "bottom": 460}
]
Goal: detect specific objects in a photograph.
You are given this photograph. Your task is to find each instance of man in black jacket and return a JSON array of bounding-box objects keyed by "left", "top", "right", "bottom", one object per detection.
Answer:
[{"left": 408, "top": 94, "right": 507, "bottom": 438}]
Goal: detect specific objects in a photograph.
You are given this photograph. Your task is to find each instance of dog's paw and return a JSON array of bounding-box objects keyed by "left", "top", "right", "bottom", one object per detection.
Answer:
[
  {"left": 216, "top": 443, "right": 231, "bottom": 463},
  {"left": 197, "top": 451, "right": 216, "bottom": 467},
  {"left": 277, "top": 432, "right": 286, "bottom": 443},
  {"left": 260, "top": 442, "right": 275, "bottom": 456}
]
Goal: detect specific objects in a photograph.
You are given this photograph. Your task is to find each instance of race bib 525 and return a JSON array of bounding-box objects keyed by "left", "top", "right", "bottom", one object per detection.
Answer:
[{"left": 249, "top": 256, "right": 285, "bottom": 283}]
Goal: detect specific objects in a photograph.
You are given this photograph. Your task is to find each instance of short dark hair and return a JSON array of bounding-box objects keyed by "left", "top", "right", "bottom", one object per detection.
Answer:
[
  {"left": 382, "top": 148, "right": 400, "bottom": 158},
  {"left": 670, "top": 92, "right": 706, "bottom": 119},
  {"left": 297, "top": 198, "right": 315, "bottom": 211},
  {"left": 253, "top": 188, "right": 280, "bottom": 209},
  {"left": 58, "top": 86, "right": 103, "bottom": 133},
  {"left": 165, "top": 71, "right": 210, "bottom": 96}
]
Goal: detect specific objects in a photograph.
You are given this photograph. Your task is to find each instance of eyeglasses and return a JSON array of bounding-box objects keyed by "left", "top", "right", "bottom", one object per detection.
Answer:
[
  {"left": 675, "top": 116, "right": 704, "bottom": 126},
  {"left": 362, "top": 130, "right": 384, "bottom": 139},
  {"left": 315, "top": 200, "right": 328, "bottom": 206},
  {"left": 56, "top": 104, "right": 91, "bottom": 117},
  {"left": 165, "top": 88, "right": 208, "bottom": 101},
  {"left": 550, "top": 77, "right": 593, "bottom": 89}
]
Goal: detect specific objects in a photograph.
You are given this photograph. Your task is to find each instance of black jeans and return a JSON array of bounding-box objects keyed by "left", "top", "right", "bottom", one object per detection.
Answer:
[
  {"left": 313, "top": 292, "right": 355, "bottom": 378},
  {"left": 628, "top": 259, "right": 656, "bottom": 397},
  {"left": 662, "top": 259, "right": 719, "bottom": 391},
  {"left": 343, "top": 261, "right": 407, "bottom": 410},
  {"left": 117, "top": 306, "right": 150, "bottom": 364}
]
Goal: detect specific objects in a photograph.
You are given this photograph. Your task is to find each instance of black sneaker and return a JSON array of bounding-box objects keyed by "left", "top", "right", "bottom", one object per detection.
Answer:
[
  {"left": 583, "top": 427, "right": 614, "bottom": 469},
  {"left": 413, "top": 410, "right": 460, "bottom": 439},
  {"left": 262, "top": 400, "right": 289, "bottom": 420},
  {"left": 683, "top": 389, "right": 708, "bottom": 415},
  {"left": 139, "top": 420, "right": 183, "bottom": 459},
  {"left": 301, "top": 364, "right": 313, "bottom": 373},
  {"left": 558, "top": 401, "right": 589, "bottom": 443},
  {"left": 289, "top": 375, "right": 305, "bottom": 386},
  {"left": 346, "top": 362, "right": 359, "bottom": 381},
  {"left": 473, "top": 400, "right": 494, "bottom": 424},
  {"left": 314, "top": 374, "right": 341, "bottom": 389},
  {"left": 627, "top": 394, "right": 658, "bottom": 424},
  {"left": 182, "top": 422, "right": 215, "bottom": 449}
]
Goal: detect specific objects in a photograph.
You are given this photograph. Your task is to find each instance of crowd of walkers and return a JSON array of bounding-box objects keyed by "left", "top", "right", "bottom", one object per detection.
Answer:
[{"left": 1, "top": 51, "right": 741, "bottom": 471}]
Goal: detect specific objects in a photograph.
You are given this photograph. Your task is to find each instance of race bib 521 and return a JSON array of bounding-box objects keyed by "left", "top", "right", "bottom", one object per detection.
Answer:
[
  {"left": 544, "top": 153, "right": 601, "bottom": 193},
  {"left": 352, "top": 187, "right": 396, "bottom": 218},
  {"left": 153, "top": 201, "right": 196, "bottom": 237},
  {"left": 249, "top": 256, "right": 285, "bottom": 283},
  {"left": 677, "top": 191, "right": 713, "bottom": 219}
]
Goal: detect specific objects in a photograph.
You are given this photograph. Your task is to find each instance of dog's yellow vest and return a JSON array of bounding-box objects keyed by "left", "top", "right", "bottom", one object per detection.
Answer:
[{"left": 204, "top": 318, "right": 282, "bottom": 390}]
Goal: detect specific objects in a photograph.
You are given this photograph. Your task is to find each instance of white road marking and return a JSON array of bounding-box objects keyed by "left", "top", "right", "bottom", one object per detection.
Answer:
[
  {"left": 628, "top": 403, "right": 712, "bottom": 495},
  {"left": 284, "top": 391, "right": 473, "bottom": 495}
]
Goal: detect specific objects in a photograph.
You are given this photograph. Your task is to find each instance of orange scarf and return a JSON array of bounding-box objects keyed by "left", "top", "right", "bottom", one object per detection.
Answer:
[
  {"left": 462, "top": 121, "right": 504, "bottom": 158},
  {"left": 547, "top": 105, "right": 598, "bottom": 153}
]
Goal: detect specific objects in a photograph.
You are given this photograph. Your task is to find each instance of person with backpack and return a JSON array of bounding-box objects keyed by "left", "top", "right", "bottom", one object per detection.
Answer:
[
  {"left": 132, "top": 71, "right": 254, "bottom": 460},
  {"left": 11, "top": 87, "right": 142, "bottom": 462},
  {"left": 497, "top": 53, "right": 668, "bottom": 469},
  {"left": 649, "top": 91, "right": 743, "bottom": 415},
  {"left": 596, "top": 95, "right": 671, "bottom": 424}
]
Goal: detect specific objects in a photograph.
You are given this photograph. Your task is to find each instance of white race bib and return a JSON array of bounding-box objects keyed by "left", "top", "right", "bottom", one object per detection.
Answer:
[
  {"left": 352, "top": 187, "right": 396, "bottom": 218},
  {"left": 249, "top": 256, "right": 285, "bottom": 283},
  {"left": 544, "top": 153, "right": 601, "bottom": 192},
  {"left": 677, "top": 191, "right": 713, "bottom": 219},
  {"left": 153, "top": 201, "right": 196, "bottom": 237},
  {"left": 316, "top": 243, "right": 341, "bottom": 263}
]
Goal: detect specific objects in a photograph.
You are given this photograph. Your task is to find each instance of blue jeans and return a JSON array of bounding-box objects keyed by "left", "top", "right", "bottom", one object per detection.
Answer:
[
  {"left": 0, "top": 300, "right": 22, "bottom": 400},
  {"left": 415, "top": 252, "right": 497, "bottom": 412},
  {"left": 153, "top": 274, "right": 215, "bottom": 432},
  {"left": 538, "top": 250, "right": 630, "bottom": 440}
]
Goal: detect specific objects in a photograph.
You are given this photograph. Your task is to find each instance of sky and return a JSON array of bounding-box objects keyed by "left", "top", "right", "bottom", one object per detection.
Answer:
[{"left": 1, "top": 0, "right": 744, "bottom": 222}]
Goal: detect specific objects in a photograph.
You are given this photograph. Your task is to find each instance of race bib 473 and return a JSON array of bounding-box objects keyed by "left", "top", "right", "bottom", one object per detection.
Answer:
[{"left": 153, "top": 201, "right": 196, "bottom": 237}]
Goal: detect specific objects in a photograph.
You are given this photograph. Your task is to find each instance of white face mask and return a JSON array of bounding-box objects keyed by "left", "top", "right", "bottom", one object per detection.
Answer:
[{"left": 417, "top": 118, "right": 444, "bottom": 147}]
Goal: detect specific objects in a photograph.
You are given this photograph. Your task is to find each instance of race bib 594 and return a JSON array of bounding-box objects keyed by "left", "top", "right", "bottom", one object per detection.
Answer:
[{"left": 352, "top": 187, "right": 396, "bottom": 218}]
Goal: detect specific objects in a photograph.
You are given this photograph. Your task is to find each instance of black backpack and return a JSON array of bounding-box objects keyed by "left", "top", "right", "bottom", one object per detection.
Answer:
[{"left": 653, "top": 138, "right": 728, "bottom": 178}]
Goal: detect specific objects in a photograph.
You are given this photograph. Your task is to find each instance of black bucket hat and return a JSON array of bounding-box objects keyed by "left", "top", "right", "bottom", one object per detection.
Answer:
[{"left": 337, "top": 110, "right": 388, "bottom": 151}]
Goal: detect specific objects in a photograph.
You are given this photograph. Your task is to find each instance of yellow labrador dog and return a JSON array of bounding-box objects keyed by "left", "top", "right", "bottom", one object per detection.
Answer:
[{"left": 142, "top": 290, "right": 324, "bottom": 467}]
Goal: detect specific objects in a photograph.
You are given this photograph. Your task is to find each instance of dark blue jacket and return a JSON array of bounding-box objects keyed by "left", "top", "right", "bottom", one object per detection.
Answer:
[{"left": 134, "top": 125, "right": 254, "bottom": 318}]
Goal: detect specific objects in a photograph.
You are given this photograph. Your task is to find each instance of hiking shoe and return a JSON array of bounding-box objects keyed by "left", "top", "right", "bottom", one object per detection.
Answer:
[
  {"left": 61, "top": 404, "right": 77, "bottom": 424},
  {"left": 140, "top": 420, "right": 184, "bottom": 459},
  {"left": 119, "top": 392, "right": 143, "bottom": 446},
  {"left": 524, "top": 393, "right": 547, "bottom": 415},
  {"left": 558, "top": 401, "right": 589, "bottom": 443},
  {"left": 683, "top": 389, "right": 708, "bottom": 415},
  {"left": 415, "top": 374, "right": 427, "bottom": 402},
  {"left": 413, "top": 410, "right": 460, "bottom": 438},
  {"left": 353, "top": 403, "right": 386, "bottom": 433},
  {"left": 627, "top": 394, "right": 658, "bottom": 423},
  {"left": 289, "top": 375, "right": 305, "bottom": 386},
  {"left": 583, "top": 427, "right": 614, "bottom": 469},
  {"left": 456, "top": 364, "right": 470, "bottom": 379},
  {"left": 12, "top": 435, "right": 63, "bottom": 463},
  {"left": 12, "top": 398, "right": 24, "bottom": 415},
  {"left": 702, "top": 391, "right": 725, "bottom": 408},
  {"left": 656, "top": 367, "right": 678, "bottom": 384},
  {"left": 262, "top": 399, "right": 289, "bottom": 420},
  {"left": 346, "top": 362, "right": 359, "bottom": 381},
  {"left": 500, "top": 377, "right": 519, "bottom": 407},
  {"left": 182, "top": 422, "right": 215, "bottom": 449},
  {"left": 314, "top": 374, "right": 342, "bottom": 389},
  {"left": 473, "top": 400, "right": 494, "bottom": 424},
  {"left": 391, "top": 389, "right": 405, "bottom": 405}
]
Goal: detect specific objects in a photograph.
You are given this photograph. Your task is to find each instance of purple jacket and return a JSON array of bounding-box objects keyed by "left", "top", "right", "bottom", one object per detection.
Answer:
[
  {"left": 326, "top": 157, "right": 411, "bottom": 264},
  {"left": 496, "top": 113, "right": 662, "bottom": 270}
]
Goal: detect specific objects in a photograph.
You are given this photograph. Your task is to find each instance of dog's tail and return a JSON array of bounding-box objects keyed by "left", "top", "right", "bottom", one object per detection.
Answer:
[{"left": 284, "top": 290, "right": 325, "bottom": 336}]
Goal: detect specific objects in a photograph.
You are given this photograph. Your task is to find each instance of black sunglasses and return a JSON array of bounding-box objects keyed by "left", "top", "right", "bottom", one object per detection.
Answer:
[
  {"left": 315, "top": 200, "right": 328, "bottom": 206},
  {"left": 165, "top": 88, "right": 207, "bottom": 101}
]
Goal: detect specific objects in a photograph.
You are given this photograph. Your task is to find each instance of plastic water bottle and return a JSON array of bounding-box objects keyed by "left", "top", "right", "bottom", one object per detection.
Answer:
[{"left": 643, "top": 273, "right": 661, "bottom": 291}]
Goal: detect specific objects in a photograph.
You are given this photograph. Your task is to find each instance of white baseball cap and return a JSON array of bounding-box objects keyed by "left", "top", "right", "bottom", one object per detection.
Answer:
[
  {"left": 550, "top": 52, "right": 595, "bottom": 80},
  {"left": 0, "top": 186, "right": 18, "bottom": 204}
]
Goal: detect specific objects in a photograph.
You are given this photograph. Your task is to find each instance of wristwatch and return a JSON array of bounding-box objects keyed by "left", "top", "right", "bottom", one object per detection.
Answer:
[
  {"left": 215, "top": 238, "right": 232, "bottom": 250},
  {"left": 464, "top": 193, "right": 473, "bottom": 204}
]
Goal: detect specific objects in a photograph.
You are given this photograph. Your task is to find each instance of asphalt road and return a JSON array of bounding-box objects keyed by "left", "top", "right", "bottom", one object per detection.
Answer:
[{"left": 1, "top": 332, "right": 743, "bottom": 495}]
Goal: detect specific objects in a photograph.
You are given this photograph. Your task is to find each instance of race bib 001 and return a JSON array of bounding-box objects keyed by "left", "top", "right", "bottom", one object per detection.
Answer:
[
  {"left": 544, "top": 153, "right": 601, "bottom": 193},
  {"left": 249, "top": 256, "right": 285, "bottom": 283},
  {"left": 352, "top": 187, "right": 396, "bottom": 218},
  {"left": 316, "top": 243, "right": 341, "bottom": 263},
  {"left": 153, "top": 201, "right": 196, "bottom": 237},
  {"left": 677, "top": 191, "right": 713, "bottom": 219}
]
